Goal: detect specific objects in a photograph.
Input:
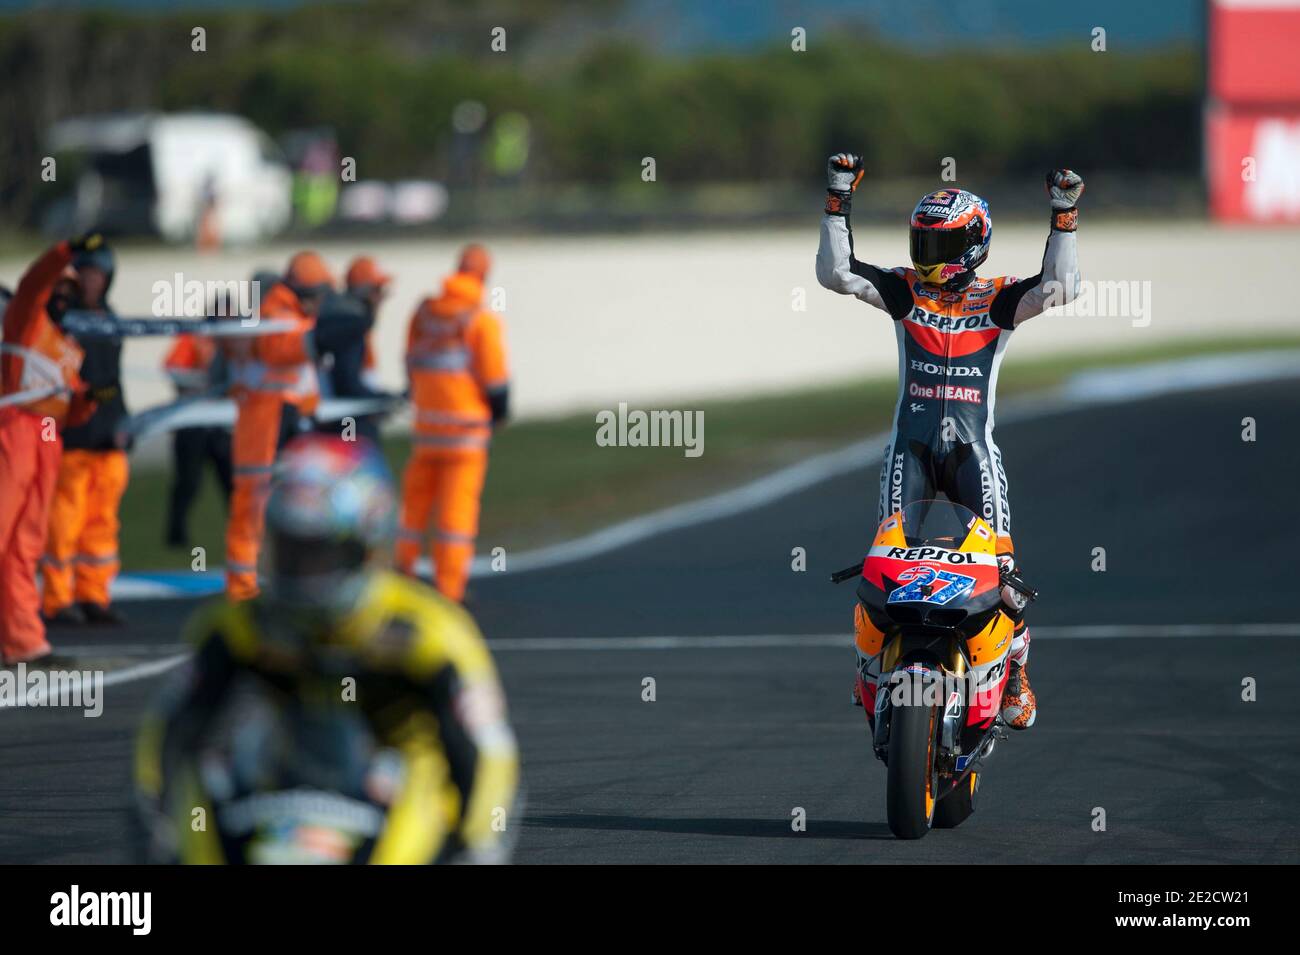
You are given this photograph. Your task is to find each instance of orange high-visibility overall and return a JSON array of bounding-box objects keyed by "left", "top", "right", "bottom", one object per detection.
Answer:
[
  {"left": 0, "top": 242, "right": 92, "bottom": 662},
  {"left": 396, "top": 274, "right": 508, "bottom": 602},
  {"left": 42, "top": 448, "right": 130, "bottom": 614},
  {"left": 42, "top": 296, "right": 131, "bottom": 615},
  {"left": 222, "top": 283, "right": 318, "bottom": 600}
]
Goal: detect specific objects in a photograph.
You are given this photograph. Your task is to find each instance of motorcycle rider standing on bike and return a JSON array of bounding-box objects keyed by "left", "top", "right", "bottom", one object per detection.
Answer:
[{"left": 816, "top": 154, "right": 1084, "bottom": 730}]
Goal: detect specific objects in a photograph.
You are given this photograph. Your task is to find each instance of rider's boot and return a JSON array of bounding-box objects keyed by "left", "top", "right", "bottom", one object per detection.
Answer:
[
  {"left": 1000, "top": 618, "right": 1037, "bottom": 729},
  {"left": 997, "top": 554, "right": 1037, "bottom": 729}
]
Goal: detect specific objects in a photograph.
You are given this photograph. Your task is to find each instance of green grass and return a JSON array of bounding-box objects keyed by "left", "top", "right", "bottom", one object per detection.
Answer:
[{"left": 118, "top": 334, "right": 1300, "bottom": 571}]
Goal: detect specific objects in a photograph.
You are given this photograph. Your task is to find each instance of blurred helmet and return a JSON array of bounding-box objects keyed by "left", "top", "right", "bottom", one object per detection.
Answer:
[
  {"left": 73, "top": 242, "right": 115, "bottom": 296},
  {"left": 345, "top": 256, "right": 392, "bottom": 291},
  {"left": 908, "top": 189, "right": 991, "bottom": 288},
  {"left": 264, "top": 435, "right": 396, "bottom": 612},
  {"left": 457, "top": 243, "right": 491, "bottom": 282},
  {"left": 285, "top": 251, "right": 337, "bottom": 298}
]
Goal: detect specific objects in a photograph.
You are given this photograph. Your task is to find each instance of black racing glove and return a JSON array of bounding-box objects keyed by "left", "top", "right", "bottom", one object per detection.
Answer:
[
  {"left": 1046, "top": 169, "right": 1084, "bottom": 232},
  {"left": 825, "top": 152, "right": 865, "bottom": 217},
  {"left": 487, "top": 386, "right": 510, "bottom": 426}
]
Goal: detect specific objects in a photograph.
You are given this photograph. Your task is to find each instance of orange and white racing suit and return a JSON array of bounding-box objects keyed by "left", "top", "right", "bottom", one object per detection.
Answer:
[{"left": 396, "top": 274, "right": 509, "bottom": 602}]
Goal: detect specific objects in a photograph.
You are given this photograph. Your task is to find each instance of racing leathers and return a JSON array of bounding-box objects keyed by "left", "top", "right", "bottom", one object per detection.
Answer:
[
  {"left": 133, "top": 570, "right": 520, "bottom": 864},
  {"left": 816, "top": 186, "right": 1080, "bottom": 725}
]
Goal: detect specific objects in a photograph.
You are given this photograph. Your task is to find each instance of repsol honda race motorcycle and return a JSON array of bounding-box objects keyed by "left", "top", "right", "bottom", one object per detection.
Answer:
[{"left": 832, "top": 499, "right": 1037, "bottom": 839}]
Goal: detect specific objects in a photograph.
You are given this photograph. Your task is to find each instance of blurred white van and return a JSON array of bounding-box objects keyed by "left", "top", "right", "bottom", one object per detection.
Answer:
[{"left": 46, "top": 112, "right": 292, "bottom": 243}]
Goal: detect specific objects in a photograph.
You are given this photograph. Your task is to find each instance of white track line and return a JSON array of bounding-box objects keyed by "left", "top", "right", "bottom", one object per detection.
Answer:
[
  {"left": 1029, "top": 623, "right": 1300, "bottom": 639},
  {"left": 5, "top": 623, "right": 1292, "bottom": 704},
  {"left": 93, "top": 654, "right": 189, "bottom": 686},
  {"left": 485, "top": 623, "right": 1300, "bottom": 651},
  {"left": 111, "top": 352, "right": 1300, "bottom": 596},
  {"left": 0, "top": 654, "right": 187, "bottom": 709},
  {"left": 465, "top": 354, "right": 1300, "bottom": 578},
  {"left": 464, "top": 435, "right": 886, "bottom": 577},
  {"left": 1062, "top": 351, "right": 1300, "bottom": 403}
]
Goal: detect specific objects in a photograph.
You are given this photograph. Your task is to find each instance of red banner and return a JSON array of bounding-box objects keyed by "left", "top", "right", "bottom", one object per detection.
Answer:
[
  {"left": 1208, "top": 2, "right": 1300, "bottom": 221},
  {"left": 1207, "top": 106, "right": 1300, "bottom": 222},
  {"left": 1210, "top": 1, "right": 1300, "bottom": 105}
]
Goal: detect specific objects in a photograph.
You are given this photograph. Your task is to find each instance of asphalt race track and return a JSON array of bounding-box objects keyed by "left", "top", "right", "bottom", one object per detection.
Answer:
[{"left": 3, "top": 379, "right": 1297, "bottom": 864}]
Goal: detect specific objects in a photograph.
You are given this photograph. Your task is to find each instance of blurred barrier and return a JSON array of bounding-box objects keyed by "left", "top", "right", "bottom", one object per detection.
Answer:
[
  {"left": 7, "top": 221, "right": 1297, "bottom": 427},
  {"left": 310, "top": 176, "right": 1207, "bottom": 237}
]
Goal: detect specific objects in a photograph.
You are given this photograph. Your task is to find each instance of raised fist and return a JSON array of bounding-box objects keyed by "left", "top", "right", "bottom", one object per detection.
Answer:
[
  {"left": 825, "top": 153, "right": 864, "bottom": 216},
  {"left": 1045, "top": 169, "right": 1084, "bottom": 210},
  {"left": 827, "top": 153, "right": 864, "bottom": 195}
]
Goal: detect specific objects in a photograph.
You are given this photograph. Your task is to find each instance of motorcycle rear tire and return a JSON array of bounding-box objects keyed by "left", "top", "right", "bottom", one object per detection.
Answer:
[{"left": 886, "top": 691, "right": 937, "bottom": 840}]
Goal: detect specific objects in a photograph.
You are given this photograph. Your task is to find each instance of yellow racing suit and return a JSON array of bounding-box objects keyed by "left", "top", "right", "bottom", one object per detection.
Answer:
[{"left": 134, "top": 570, "right": 519, "bottom": 864}]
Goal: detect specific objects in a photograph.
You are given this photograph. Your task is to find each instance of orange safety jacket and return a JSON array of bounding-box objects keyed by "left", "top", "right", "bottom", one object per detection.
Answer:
[
  {"left": 406, "top": 279, "right": 508, "bottom": 452},
  {"left": 222, "top": 282, "right": 319, "bottom": 414},
  {"left": 163, "top": 334, "right": 219, "bottom": 395},
  {"left": 1, "top": 242, "right": 92, "bottom": 429}
]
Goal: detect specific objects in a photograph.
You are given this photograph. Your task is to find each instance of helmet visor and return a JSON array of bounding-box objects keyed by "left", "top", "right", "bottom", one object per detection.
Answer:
[
  {"left": 910, "top": 225, "right": 974, "bottom": 267},
  {"left": 268, "top": 532, "right": 368, "bottom": 608}
]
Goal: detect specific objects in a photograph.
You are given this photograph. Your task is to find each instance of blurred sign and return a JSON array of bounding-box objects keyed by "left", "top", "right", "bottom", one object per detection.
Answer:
[
  {"left": 338, "top": 181, "right": 391, "bottom": 222},
  {"left": 337, "top": 180, "right": 448, "bottom": 224},
  {"left": 1207, "top": 1, "right": 1300, "bottom": 222},
  {"left": 1209, "top": 0, "right": 1300, "bottom": 103},
  {"left": 391, "top": 181, "right": 449, "bottom": 223},
  {"left": 1208, "top": 108, "right": 1300, "bottom": 221}
]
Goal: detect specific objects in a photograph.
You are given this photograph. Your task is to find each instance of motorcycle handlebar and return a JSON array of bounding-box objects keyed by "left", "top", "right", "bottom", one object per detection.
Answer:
[
  {"left": 830, "top": 563, "right": 863, "bottom": 584},
  {"left": 1001, "top": 570, "right": 1039, "bottom": 602}
]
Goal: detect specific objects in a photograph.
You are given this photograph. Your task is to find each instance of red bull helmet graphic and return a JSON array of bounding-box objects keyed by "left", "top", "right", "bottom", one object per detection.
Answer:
[{"left": 909, "top": 189, "right": 992, "bottom": 287}]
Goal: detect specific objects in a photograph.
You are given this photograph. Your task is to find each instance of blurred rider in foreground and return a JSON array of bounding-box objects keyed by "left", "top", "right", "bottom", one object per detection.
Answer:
[
  {"left": 816, "top": 154, "right": 1085, "bottom": 731},
  {"left": 134, "top": 434, "right": 519, "bottom": 863}
]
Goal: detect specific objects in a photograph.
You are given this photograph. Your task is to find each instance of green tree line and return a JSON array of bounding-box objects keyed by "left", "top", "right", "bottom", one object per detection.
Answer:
[{"left": 0, "top": 0, "right": 1199, "bottom": 225}]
